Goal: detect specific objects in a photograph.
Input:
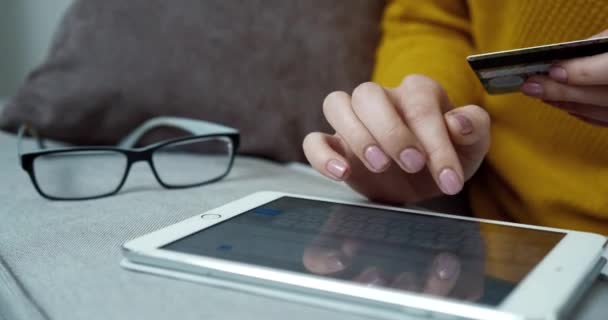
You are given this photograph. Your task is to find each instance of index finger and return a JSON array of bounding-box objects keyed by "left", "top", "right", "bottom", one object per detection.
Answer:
[
  {"left": 302, "top": 212, "right": 360, "bottom": 275},
  {"left": 390, "top": 75, "right": 464, "bottom": 195},
  {"left": 423, "top": 253, "right": 461, "bottom": 296},
  {"left": 550, "top": 52, "right": 608, "bottom": 85}
]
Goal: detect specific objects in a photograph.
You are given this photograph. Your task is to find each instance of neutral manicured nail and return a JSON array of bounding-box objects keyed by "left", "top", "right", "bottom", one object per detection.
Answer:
[
  {"left": 399, "top": 148, "right": 425, "bottom": 173},
  {"left": 326, "top": 159, "right": 347, "bottom": 179},
  {"left": 449, "top": 113, "right": 474, "bottom": 135},
  {"left": 439, "top": 168, "right": 462, "bottom": 195},
  {"left": 549, "top": 66, "right": 568, "bottom": 83},
  {"left": 364, "top": 145, "right": 390, "bottom": 171},
  {"left": 520, "top": 82, "right": 544, "bottom": 97},
  {"left": 435, "top": 254, "right": 461, "bottom": 281}
]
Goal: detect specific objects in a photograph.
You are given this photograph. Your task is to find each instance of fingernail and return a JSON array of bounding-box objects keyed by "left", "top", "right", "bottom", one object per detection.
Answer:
[
  {"left": 439, "top": 168, "right": 462, "bottom": 195},
  {"left": 399, "top": 148, "right": 425, "bottom": 173},
  {"left": 365, "top": 145, "right": 390, "bottom": 172},
  {"left": 449, "top": 113, "right": 474, "bottom": 135},
  {"left": 326, "top": 159, "right": 347, "bottom": 179},
  {"left": 323, "top": 252, "right": 346, "bottom": 273},
  {"left": 549, "top": 66, "right": 568, "bottom": 83},
  {"left": 435, "top": 254, "right": 461, "bottom": 280},
  {"left": 520, "top": 82, "right": 544, "bottom": 97}
]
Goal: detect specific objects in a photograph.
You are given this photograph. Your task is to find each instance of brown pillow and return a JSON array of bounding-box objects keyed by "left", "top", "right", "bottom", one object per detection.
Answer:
[{"left": 0, "top": 0, "right": 384, "bottom": 162}]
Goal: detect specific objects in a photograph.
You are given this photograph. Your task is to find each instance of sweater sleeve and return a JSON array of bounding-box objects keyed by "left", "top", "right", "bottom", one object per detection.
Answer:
[{"left": 373, "top": 0, "right": 482, "bottom": 107}]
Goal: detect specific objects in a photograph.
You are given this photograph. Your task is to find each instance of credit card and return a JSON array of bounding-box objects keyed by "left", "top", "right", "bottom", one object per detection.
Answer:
[{"left": 467, "top": 37, "right": 608, "bottom": 94}]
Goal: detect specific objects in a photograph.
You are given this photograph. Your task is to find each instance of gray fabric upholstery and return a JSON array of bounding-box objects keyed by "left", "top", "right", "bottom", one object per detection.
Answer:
[
  {"left": 0, "top": 130, "right": 370, "bottom": 320},
  {"left": 1, "top": 130, "right": 607, "bottom": 320}
]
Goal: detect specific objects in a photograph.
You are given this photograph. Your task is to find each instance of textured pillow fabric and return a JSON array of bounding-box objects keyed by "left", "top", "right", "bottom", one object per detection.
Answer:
[{"left": 0, "top": 0, "right": 385, "bottom": 162}]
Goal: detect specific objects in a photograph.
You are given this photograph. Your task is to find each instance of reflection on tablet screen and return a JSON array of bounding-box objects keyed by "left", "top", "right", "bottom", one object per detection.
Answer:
[{"left": 162, "top": 197, "right": 565, "bottom": 306}]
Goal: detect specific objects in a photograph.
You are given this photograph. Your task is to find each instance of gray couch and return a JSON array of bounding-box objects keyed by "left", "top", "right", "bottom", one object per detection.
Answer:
[{"left": 1, "top": 128, "right": 608, "bottom": 320}]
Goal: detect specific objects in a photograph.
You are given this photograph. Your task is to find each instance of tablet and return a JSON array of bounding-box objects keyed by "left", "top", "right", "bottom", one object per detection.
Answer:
[{"left": 122, "top": 192, "right": 606, "bottom": 319}]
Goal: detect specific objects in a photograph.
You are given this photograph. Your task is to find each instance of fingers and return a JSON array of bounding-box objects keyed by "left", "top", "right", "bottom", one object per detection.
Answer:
[
  {"left": 302, "top": 238, "right": 359, "bottom": 275},
  {"left": 548, "top": 28, "right": 608, "bottom": 85},
  {"left": 303, "top": 132, "right": 351, "bottom": 180},
  {"left": 302, "top": 211, "right": 360, "bottom": 275},
  {"left": 389, "top": 252, "right": 462, "bottom": 296},
  {"left": 444, "top": 105, "right": 492, "bottom": 180},
  {"left": 353, "top": 267, "right": 388, "bottom": 287},
  {"left": 548, "top": 101, "right": 608, "bottom": 118},
  {"left": 568, "top": 113, "right": 608, "bottom": 127},
  {"left": 549, "top": 52, "right": 608, "bottom": 86},
  {"left": 444, "top": 105, "right": 489, "bottom": 146},
  {"left": 391, "top": 272, "right": 421, "bottom": 291},
  {"left": 451, "top": 267, "right": 485, "bottom": 301},
  {"left": 322, "top": 91, "right": 392, "bottom": 173},
  {"left": 351, "top": 82, "right": 427, "bottom": 174},
  {"left": 449, "top": 256, "right": 485, "bottom": 301},
  {"left": 522, "top": 75, "right": 608, "bottom": 106},
  {"left": 393, "top": 75, "right": 464, "bottom": 195},
  {"left": 302, "top": 246, "right": 349, "bottom": 275},
  {"left": 308, "top": 76, "right": 481, "bottom": 198},
  {"left": 423, "top": 253, "right": 461, "bottom": 296},
  {"left": 546, "top": 101, "right": 608, "bottom": 127}
]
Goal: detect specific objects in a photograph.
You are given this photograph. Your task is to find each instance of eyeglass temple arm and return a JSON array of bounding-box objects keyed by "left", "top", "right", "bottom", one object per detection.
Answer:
[
  {"left": 17, "top": 125, "right": 46, "bottom": 157},
  {"left": 117, "top": 117, "right": 239, "bottom": 149}
]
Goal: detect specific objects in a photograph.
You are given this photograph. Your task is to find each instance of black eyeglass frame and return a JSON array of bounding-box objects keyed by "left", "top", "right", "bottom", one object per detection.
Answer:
[{"left": 18, "top": 117, "right": 240, "bottom": 201}]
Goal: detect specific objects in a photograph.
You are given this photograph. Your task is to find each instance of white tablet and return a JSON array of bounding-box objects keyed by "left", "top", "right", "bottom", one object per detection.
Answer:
[{"left": 122, "top": 191, "right": 606, "bottom": 320}]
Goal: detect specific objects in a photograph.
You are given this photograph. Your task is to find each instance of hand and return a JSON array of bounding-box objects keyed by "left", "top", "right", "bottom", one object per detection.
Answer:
[
  {"left": 303, "top": 75, "right": 491, "bottom": 204},
  {"left": 301, "top": 206, "right": 485, "bottom": 300},
  {"left": 520, "top": 30, "right": 608, "bottom": 127}
]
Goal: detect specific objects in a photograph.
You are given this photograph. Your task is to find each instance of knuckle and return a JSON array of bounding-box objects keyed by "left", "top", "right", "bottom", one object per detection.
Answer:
[
  {"left": 548, "top": 84, "right": 578, "bottom": 102},
  {"left": 351, "top": 82, "right": 382, "bottom": 103},
  {"left": 401, "top": 74, "right": 430, "bottom": 87},
  {"left": 424, "top": 142, "right": 446, "bottom": 160},
  {"left": 380, "top": 122, "right": 408, "bottom": 146},
  {"left": 404, "top": 105, "right": 436, "bottom": 126},
  {"left": 542, "top": 82, "right": 564, "bottom": 101},
  {"left": 568, "top": 63, "right": 593, "bottom": 84},
  {"left": 302, "top": 132, "right": 317, "bottom": 145},
  {"left": 302, "top": 132, "right": 320, "bottom": 152},
  {"left": 323, "top": 91, "right": 349, "bottom": 114},
  {"left": 401, "top": 74, "right": 442, "bottom": 93},
  {"left": 466, "top": 104, "right": 491, "bottom": 129},
  {"left": 478, "top": 111, "right": 491, "bottom": 133},
  {"left": 425, "top": 143, "right": 459, "bottom": 172}
]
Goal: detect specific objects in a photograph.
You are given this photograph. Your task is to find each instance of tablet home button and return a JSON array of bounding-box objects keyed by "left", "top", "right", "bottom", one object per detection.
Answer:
[{"left": 201, "top": 214, "right": 222, "bottom": 219}]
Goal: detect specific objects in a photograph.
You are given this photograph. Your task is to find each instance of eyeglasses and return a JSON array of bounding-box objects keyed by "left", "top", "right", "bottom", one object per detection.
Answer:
[{"left": 17, "top": 117, "right": 240, "bottom": 200}]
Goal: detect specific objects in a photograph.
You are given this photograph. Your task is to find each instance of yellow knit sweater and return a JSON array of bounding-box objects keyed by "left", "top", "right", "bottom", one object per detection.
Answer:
[{"left": 374, "top": 0, "right": 608, "bottom": 235}]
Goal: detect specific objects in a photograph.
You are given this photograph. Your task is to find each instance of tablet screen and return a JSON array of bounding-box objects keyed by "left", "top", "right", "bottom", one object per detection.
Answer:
[{"left": 162, "top": 197, "right": 565, "bottom": 305}]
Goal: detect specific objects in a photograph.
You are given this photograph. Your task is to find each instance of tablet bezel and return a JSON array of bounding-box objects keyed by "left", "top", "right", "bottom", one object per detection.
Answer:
[{"left": 122, "top": 191, "right": 606, "bottom": 319}]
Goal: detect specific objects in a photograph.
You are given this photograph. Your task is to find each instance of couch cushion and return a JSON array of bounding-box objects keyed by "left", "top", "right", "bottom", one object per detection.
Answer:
[
  {"left": 0, "top": 131, "right": 372, "bottom": 320},
  {"left": 0, "top": 0, "right": 385, "bottom": 163},
  {"left": 2, "top": 131, "right": 608, "bottom": 320}
]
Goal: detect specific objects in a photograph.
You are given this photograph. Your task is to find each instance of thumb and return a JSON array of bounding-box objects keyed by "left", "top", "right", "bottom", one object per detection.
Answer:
[{"left": 443, "top": 105, "right": 491, "bottom": 180}]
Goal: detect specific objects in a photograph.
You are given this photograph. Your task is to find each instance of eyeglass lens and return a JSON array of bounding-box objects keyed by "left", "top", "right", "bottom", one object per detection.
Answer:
[
  {"left": 152, "top": 137, "right": 233, "bottom": 187},
  {"left": 33, "top": 150, "right": 127, "bottom": 199}
]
